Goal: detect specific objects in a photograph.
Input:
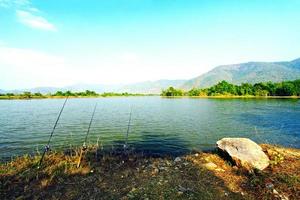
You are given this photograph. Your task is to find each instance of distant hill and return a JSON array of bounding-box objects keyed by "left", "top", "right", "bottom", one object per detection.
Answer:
[
  {"left": 0, "top": 80, "right": 186, "bottom": 94},
  {"left": 56, "top": 80, "right": 186, "bottom": 94},
  {"left": 1, "top": 58, "right": 300, "bottom": 94},
  {"left": 118, "top": 80, "right": 186, "bottom": 94},
  {"left": 182, "top": 58, "right": 300, "bottom": 89},
  {"left": 0, "top": 87, "right": 61, "bottom": 94}
]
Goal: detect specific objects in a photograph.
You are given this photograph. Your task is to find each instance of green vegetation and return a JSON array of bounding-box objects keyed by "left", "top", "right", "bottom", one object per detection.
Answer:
[
  {"left": 0, "top": 91, "right": 46, "bottom": 99},
  {"left": 53, "top": 90, "right": 98, "bottom": 97},
  {"left": 101, "top": 92, "right": 145, "bottom": 97},
  {"left": 161, "top": 79, "right": 300, "bottom": 97},
  {"left": 161, "top": 87, "right": 184, "bottom": 96},
  {"left": 0, "top": 90, "right": 146, "bottom": 99}
]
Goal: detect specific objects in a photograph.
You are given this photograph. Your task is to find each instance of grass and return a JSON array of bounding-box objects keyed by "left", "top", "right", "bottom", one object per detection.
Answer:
[{"left": 0, "top": 144, "right": 299, "bottom": 200}]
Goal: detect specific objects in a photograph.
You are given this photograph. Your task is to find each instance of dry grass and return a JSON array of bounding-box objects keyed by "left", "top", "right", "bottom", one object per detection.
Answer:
[{"left": 0, "top": 145, "right": 299, "bottom": 200}]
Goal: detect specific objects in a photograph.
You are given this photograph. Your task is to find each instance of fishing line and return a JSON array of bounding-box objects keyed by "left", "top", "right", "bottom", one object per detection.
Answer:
[
  {"left": 84, "top": 103, "right": 98, "bottom": 146},
  {"left": 38, "top": 97, "right": 68, "bottom": 168},
  {"left": 124, "top": 106, "right": 133, "bottom": 149},
  {"left": 77, "top": 103, "right": 97, "bottom": 168}
]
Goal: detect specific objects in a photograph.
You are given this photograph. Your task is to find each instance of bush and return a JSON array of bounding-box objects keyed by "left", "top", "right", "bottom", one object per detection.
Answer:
[{"left": 161, "top": 79, "right": 300, "bottom": 97}]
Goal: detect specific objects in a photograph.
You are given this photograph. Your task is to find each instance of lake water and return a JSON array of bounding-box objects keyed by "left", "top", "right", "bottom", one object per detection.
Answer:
[{"left": 0, "top": 97, "right": 299, "bottom": 160}]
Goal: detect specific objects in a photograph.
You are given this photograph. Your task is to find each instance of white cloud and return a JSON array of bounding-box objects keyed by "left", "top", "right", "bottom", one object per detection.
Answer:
[
  {"left": 0, "top": 0, "right": 56, "bottom": 31},
  {"left": 0, "top": 46, "right": 63, "bottom": 66},
  {"left": 14, "top": 0, "right": 30, "bottom": 6},
  {"left": 0, "top": 46, "right": 77, "bottom": 88},
  {"left": 27, "top": 6, "right": 39, "bottom": 12},
  {"left": 16, "top": 10, "right": 56, "bottom": 31},
  {"left": 0, "top": 0, "right": 30, "bottom": 8}
]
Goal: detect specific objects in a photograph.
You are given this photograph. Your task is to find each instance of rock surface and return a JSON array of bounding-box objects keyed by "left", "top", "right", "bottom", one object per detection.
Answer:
[
  {"left": 217, "top": 138, "right": 269, "bottom": 170},
  {"left": 174, "top": 157, "right": 182, "bottom": 162}
]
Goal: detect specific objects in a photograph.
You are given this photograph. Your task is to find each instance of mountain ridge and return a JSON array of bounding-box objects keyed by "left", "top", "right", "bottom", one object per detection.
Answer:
[
  {"left": 181, "top": 58, "right": 300, "bottom": 89},
  {"left": 1, "top": 58, "right": 300, "bottom": 94},
  {"left": 0, "top": 79, "right": 186, "bottom": 94}
]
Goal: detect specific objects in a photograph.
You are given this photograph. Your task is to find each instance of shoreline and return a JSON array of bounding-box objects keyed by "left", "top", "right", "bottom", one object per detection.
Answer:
[
  {"left": 161, "top": 95, "right": 300, "bottom": 99},
  {"left": 1, "top": 144, "right": 299, "bottom": 199},
  {"left": 0, "top": 95, "right": 154, "bottom": 100},
  {"left": 1, "top": 95, "right": 300, "bottom": 100}
]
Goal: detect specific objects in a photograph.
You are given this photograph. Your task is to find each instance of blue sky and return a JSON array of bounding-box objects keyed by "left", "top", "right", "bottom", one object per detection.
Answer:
[{"left": 1, "top": 0, "right": 300, "bottom": 89}]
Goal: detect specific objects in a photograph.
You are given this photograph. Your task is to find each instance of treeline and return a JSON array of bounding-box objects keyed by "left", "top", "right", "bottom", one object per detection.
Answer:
[
  {"left": 52, "top": 90, "right": 98, "bottom": 97},
  {"left": 0, "top": 90, "right": 145, "bottom": 99},
  {"left": 51, "top": 90, "right": 144, "bottom": 97},
  {"left": 0, "top": 92, "right": 45, "bottom": 99},
  {"left": 161, "top": 79, "right": 300, "bottom": 97},
  {"left": 101, "top": 92, "right": 145, "bottom": 97}
]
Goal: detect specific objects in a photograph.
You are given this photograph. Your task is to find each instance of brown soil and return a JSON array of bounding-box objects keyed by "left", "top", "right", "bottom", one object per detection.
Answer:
[{"left": 0, "top": 144, "right": 299, "bottom": 200}]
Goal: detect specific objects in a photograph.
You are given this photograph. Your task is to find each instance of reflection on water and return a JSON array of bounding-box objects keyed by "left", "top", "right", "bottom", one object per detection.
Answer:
[{"left": 0, "top": 97, "right": 299, "bottom": 159}]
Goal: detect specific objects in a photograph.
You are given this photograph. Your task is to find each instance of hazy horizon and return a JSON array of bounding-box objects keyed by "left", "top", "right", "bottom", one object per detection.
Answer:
[
  {"left": 1, "top": 0, "right": 300, "bottom": 90},
  {"left": 1, "top": 78, "right": 188, "bottom": 91},
  {"left": 1, "top": 56, "right": 300, "bottom": 91}
]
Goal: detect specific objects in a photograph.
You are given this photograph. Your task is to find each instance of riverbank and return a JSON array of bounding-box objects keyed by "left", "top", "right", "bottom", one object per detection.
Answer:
[
  {"left": 1, "top": 144, "right": 299, "bottom": 199},
  {"left": 1, "top": 95, "right": 300, "bottom": 100},
  {"left": 0, "top": 94, "right": 153, "bottom": 100},
  {"left": 162, "top": 95, "right": 300, "bottom": 99}
]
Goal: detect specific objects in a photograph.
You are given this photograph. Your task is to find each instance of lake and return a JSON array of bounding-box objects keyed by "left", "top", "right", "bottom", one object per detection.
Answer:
[{"left": 0, "top": 97, "right": 299, "bottom": 160}]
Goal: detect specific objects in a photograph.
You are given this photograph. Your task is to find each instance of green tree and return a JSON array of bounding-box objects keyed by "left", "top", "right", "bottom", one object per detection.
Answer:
[
  {"left": 254, "top": 89, "right": 269, "bottom": 96},
  {"left": 161, "top": 87, "right": 183, "bottom": 96},
  {"left": 54, "top": 91, "right": 64, "bottom": 96},
  {"left": 64, "top": 91, "right": 74, "bottom": 96},
  {"left": 22, "top": 91, "right": 32, "bottom": 98},
  {"left": 240, "top": 83, "right": 254, "bottom": 95},
  {"left": 34, "top": 92, "right": 43, "bottom": 96},
  {"left": 188, "top": 88, "right": 201, "bottom": 96},
  {"left": 275, "top": 82, "right": 296, "bottom": 96},
  {"left": 293, "top": 79, "right": 300, "bottom": 95},
  {"left": 207, "top": 81, "right": 237, "bottom": 96},
  {"left": 85, "top": 90, "right": 97, "bottom": 96}
]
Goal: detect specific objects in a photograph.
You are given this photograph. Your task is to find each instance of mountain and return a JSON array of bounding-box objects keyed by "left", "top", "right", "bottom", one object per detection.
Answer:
[
  {"left": 63, "top": 80, "right": 186, "bottom": 94},
  {"left": 182, "top": 58, "right": 300, "bottom": 89},
  {"left": 26, "top": 87, "right": 61, "bottom": 94},
  {"left": 2, "top": 58, "right": 300, "bottom": 94},
  {"left": 0, "top": 80, "right": 186, "bottom": 94},
  {"left": 63, "top": 83, "right": 119, "bottom": 93},
  {"left": 118, "top": 80, "right": 186, "bottom": 94},
  {"left": 0, "top": 87, "right": 61, "bottom": 94}
]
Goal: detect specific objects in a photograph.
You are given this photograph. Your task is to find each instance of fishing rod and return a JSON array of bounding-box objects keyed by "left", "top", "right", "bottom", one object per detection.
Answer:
[
  {"left": 38, "top": 97, "right": 68, "bottom": 168},
  {"left": 124, "top": 106, "right": 132, "bottom": 149},
  {"left": 77, "top": 103, "right": 97, "bottom": 168}
]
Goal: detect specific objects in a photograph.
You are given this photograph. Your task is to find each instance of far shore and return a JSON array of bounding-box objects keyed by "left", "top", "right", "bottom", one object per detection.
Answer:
[
  {"left": 161, "top": 95, "right": 300, "bottom": 99},
  {"left": 1, "top": 94, "right": 300, "bottom": 100},
  {"left": 0, "top": 94, "right": 155, "bottom": 100}
]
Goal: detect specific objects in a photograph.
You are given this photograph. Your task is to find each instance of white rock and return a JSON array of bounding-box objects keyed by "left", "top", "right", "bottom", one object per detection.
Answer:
[
  {"left": 174, "top": 157, "right": 182, "bottom": 162},
  {"left": 217, "top": 138, "right": 269, "bottom": 170}
]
